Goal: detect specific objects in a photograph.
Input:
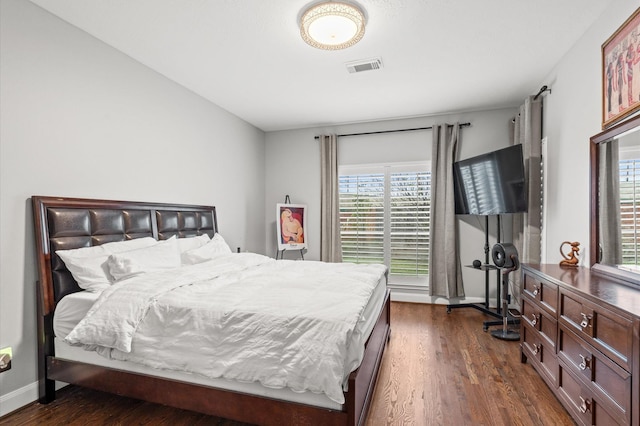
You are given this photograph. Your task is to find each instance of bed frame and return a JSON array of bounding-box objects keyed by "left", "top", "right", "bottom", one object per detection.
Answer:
[{"left": 32, "top": 195, "right": 391, "bottom": 426}]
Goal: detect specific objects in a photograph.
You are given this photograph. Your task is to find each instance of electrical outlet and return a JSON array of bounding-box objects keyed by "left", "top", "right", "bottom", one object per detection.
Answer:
[{"left": 0, "top": 347, "right": 12, "bottom": 373}]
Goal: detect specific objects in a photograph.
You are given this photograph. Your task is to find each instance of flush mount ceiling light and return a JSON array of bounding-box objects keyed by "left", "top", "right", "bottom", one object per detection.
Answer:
[{"left": 300, "top": 2, "right": 366, "bottom": 50}]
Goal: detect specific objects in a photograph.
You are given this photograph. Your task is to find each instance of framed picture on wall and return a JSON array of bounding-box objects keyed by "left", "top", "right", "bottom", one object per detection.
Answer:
[
  {"left": 602, "top": 7, "right": 640, "bottom": 129},
  {"left": 276, "top": 203, "right": 307, "bottom": 251}
]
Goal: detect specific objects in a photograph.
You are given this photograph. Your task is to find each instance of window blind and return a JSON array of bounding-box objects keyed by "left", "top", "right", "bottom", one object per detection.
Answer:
[
  {"left": 339, "top": 163, "right": 430, "bottom": 286},
  {"left": 389, "top": 171, "right": 430, "bottom": 276},
  {"left": 619, "top": 158, "right": 640, "bottom": 266},
  {"left": 339, "top": 173, "right": 385, "bottom": 265}
]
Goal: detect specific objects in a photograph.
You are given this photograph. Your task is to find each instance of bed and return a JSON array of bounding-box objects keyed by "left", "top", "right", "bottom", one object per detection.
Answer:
[{"left": 32, "top": 195, "right": 391, "bottom": 426}]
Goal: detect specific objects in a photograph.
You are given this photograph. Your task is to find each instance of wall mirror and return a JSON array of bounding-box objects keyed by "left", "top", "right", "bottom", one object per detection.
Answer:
[{"left": 591, "top": 113, "right": 640, "bottom": 286}]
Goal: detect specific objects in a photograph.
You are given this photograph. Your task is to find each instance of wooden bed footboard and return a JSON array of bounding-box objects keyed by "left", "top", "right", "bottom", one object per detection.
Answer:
[
  {"left": 346, "top": 290, "right": 391, "bottom": 426},
  {"left": 42, "top": 292, "right": 390, "bottom": 426}
]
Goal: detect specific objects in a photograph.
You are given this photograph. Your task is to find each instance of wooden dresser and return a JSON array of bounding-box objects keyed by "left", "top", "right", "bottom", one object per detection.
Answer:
[{"left": 520, "top": 264, "right": 640, "bottom": 425}]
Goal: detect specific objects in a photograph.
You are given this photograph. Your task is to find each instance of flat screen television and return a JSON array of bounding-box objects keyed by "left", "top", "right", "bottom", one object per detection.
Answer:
[{"left": 453, "top": 144, "right": 527, "bottom": 215}]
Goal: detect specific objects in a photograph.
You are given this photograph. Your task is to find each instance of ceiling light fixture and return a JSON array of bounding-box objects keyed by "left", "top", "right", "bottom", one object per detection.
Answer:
[{"left": 300, "top": 2, "right": 366, "bottom": 50}]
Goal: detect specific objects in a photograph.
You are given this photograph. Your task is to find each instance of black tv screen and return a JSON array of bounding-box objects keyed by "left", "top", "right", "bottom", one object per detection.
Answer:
[{"left": 453, "top": 144, "right": 527, "bottom": 215}]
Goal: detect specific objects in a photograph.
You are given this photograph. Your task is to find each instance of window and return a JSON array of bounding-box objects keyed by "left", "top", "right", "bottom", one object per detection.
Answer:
[
  {"left": 619, "top": 157, "right": 640, "bottom": 266},
  {"left": 339, "top": 162, "right": 430, "bottom": 287}
]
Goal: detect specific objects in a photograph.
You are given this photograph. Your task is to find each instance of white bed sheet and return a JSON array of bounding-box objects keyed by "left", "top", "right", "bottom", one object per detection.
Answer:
[
  {"left": 53, "top": 265, "right": 388, "bottom": 410},
  {"left": 54, "top": 291, "right": 99, "bottom": 338}
]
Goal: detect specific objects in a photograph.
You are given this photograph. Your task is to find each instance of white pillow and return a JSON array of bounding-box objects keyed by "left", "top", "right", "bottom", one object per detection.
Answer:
[
  {"left": 182, "top": 233, "right": 232, "bottom": 265},
  {"left": 56, "top": 237, "right": 158, "bottom": 292},
  {"left": 176, "top": 234, "right": 210, "bottom": 253},
  {"left": 107, "top": 236, "right": 181, "bottom": 281}
]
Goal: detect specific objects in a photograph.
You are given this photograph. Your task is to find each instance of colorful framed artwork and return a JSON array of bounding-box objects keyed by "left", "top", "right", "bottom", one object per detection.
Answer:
[
  {"left": 602, "top": 7, "right": 640, "bottom": 129},
  {"left": 276, "top": 203, "right": 307, "bottom": 251}
]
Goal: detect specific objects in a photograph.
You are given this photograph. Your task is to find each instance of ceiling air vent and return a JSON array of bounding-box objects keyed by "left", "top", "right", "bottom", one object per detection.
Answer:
[{"left": 346, "top": 57, "right": 383, "bottom": 74}]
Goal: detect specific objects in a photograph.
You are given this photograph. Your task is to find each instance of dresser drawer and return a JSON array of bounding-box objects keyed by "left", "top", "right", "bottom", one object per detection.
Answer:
[
  {"left": 521, "top": 265, "right": 640, "bottom": 426},
  {"left": 523, "top": 272, "right": 558, "bottom": 316},
  {"left": 558, "top": 363, "right": 625, "bottom": 425},
  {"left": 559, "top": 289, "right": 634, "bottom": 371},
  {"left": 521, "top": 296, "right": 557, "bottom": 352},
  {"left": 522, "top": 322, "right": 558, "bottom": 387},
  {"left": 558, "top": 326, "right": 630, "bottom": 423}
]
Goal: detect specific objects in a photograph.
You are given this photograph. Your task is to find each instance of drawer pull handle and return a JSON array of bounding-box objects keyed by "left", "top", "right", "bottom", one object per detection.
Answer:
[
  {"left": 580, "top": 313, "right": 592, "bottom": 329},
  {"left": 532, "top": 285, "right": 539, "bottom": 297},
  {"left": 531, "top": 343, "right": 539, "bottom": 355},
  {"left": 578, "top": 396, "right": 591, "bottom": 414},
  {"left": 530, "top": 313, "right": 539, "bottom": 326},
  {"left": 578, "top": 354, "right": 591, "bottom": 371}
]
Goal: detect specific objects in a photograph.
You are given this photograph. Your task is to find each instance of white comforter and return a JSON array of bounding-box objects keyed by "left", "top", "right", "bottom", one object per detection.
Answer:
[{"left": 64, "top": 253, "right": 387, "bottom": 404}]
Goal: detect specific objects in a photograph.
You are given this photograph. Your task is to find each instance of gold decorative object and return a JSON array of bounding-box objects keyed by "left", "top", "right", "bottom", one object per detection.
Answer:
[{"left": 559, "top": 241, "right": 580, "bottom": 267}]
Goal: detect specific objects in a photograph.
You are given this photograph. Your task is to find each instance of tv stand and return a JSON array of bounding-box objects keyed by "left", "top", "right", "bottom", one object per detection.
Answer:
[{"left": 446, "top": 215, "right": 519, "bottom": 331}]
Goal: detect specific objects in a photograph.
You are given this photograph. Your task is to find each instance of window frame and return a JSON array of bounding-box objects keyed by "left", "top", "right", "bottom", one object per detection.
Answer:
[{"left": 339, "top": 161, "right": 431, "bottom": 288}]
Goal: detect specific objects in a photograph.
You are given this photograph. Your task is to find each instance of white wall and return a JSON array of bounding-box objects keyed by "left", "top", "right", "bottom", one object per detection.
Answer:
[
  {"left": 541, "top": 0, "right": 638, "bottom": 266},
  {"left": 264, "top": 108, "right": 517, "bottom": 304},
  {"left": 0, "top": 0, "right": 265, "bottom": 413}
]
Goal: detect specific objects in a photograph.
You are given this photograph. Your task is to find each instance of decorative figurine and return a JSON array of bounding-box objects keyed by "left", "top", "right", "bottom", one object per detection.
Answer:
[{"left": 559, "top": 241, "right": 580, "bottom": 267}]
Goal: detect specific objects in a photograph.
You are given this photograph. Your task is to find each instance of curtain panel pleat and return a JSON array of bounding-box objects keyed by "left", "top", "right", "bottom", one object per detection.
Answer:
[
  {"left": 319, "top": 134, "right": 343, "bottom": 262},
  {"left": 511, "top": 96, "right": 543, "bottom": 306},
  {"left": 428, "top": 123, "right": 464, "bottom": 298},
  {"left": 599, "top": 140, "right": 622, "bottom": 264}
]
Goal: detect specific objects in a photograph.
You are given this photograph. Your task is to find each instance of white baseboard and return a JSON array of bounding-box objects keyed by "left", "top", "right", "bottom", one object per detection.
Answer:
[
  {"left": 0, "top": 381, "right": 67, "bottom": 417},
  {"left": 0, "top": 382, "right": 38, "bottom": 417},
  {"left": 389, "top": 288, "right": 521, "bottom": 312},
  {"left": 389, "top": 287, "right": 486, "bottom": 305}
]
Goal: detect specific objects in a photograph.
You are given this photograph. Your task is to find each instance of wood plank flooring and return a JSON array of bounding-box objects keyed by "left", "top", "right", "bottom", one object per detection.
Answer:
[
  {"left": 365, "top": 302, "right": 573, "bottom": 426},
  {"left": 0, "top": 302, "right": 574, "bottom": 426}
]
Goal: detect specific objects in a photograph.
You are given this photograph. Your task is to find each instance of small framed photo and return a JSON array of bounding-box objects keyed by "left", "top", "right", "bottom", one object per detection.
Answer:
[
  {"left": 602, "top": 7, "right": 640, "bottom": 129},
  {"left": 276, "top": 203, "right": 307, "bottom": 251}
]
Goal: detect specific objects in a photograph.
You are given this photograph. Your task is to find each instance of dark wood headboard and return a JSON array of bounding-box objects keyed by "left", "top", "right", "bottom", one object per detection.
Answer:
[{"left": 31, "top": 196, "right": 218, "bottom": 317}]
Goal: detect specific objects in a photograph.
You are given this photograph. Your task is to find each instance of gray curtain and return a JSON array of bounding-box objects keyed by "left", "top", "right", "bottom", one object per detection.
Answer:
[
  {"left": 319, "top": 134, "right": 343, "bottom": 262},
  {"left": 599, "top": 140, "right": 622, "bottom": 265},
  {"left": 511, "top": 96, "right": 542, "bottom": 304},
  {"left": 429, "top": 123, "right": 464, "bottom": 297}
]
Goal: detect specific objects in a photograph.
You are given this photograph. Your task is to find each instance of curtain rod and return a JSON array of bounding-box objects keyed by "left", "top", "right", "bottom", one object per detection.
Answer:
[
  {"left": 313, "top": 122, "right": 471, "bottom": 139},
  {"left": 533, "top": 85, "right": 550, "bottom": 100}
]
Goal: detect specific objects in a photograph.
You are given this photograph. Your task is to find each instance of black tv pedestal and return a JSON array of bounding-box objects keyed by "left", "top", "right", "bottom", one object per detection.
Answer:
[
  {"left": 445, "top": 265, "right": 519, "bottom": 332},
  {"left": 446, "top": 215, "right": 520, "bottom": 332}
]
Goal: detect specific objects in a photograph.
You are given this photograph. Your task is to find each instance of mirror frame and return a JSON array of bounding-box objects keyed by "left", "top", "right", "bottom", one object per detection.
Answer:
[{"left": 590, "top": 113, "right": 640, "bottom": 285}]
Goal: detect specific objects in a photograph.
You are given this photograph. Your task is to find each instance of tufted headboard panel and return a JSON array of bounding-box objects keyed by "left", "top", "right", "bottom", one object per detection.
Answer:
[{"left": 32, "top": 196, "right": 218, "bottom": 315}]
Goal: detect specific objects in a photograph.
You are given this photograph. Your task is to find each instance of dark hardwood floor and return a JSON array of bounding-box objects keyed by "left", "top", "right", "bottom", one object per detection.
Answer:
[
  {"left": 0, "top": 302, "right": 574, "bottom": 426},
  {"left": 365, "top": 302, "right": 573, "bottom": 426}
]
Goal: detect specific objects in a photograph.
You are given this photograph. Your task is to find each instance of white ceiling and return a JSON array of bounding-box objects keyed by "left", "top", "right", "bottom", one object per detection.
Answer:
[{"left": 29, "top": 0, "right": 613, "bottom": 132}]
